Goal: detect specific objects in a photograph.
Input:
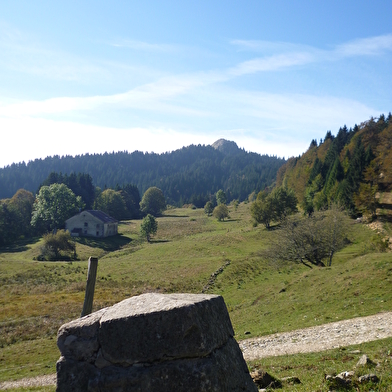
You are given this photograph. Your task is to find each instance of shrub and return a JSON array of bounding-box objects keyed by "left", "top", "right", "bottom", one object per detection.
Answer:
[{"left": 39, "top": 230, "right": 76, "bottom": 261}]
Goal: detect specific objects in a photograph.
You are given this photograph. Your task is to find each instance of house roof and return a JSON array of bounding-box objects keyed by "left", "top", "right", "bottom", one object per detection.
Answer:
[{"left": 85, "top": 210, "right": 118, "bottom": 223}]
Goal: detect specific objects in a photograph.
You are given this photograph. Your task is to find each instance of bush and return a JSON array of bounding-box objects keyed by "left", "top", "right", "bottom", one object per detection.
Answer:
[
  {"left": 39, "top": 230, "right": 76, "bottom": 261},
  {"left": 262, "top": 205, "right": 350, "bottom": 268},
  {"left": 213, "top": 204, "right": 230, "bottom": 221}
]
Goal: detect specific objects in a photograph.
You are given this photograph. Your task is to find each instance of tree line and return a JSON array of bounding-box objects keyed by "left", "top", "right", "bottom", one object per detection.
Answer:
[
  {"left": 0, "top": 143, "right": 285, "bottom": 205},
  {"left": 277, "top": 113, "right": 392, "bottom": 218},
  {"left": 0, "top": 171, "right": 143, "bottom": 247},
  {"left": 249, "top": 113, "right": 392, "bottom": 269}
]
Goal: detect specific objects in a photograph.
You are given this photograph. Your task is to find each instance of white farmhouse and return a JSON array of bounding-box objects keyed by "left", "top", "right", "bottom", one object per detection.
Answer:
[{"left": 65, "top": 210, "right": 118, "bottom": 238}]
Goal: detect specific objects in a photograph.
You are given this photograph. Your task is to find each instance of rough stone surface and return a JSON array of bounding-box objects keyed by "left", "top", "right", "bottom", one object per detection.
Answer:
[
  {"left": 98, "top": 293, "right": 234, "bottom": 365},
  {"left": 56, "top": 293, "right": 256, "bottom": 392},
  {"left": 356, "top": 354, "right": 376, "bottom": 367},
  {"left": 358, "top": 373, "right": 379, "bottom": 383},
  {"left": 6, "top": 311, "right": 391, "bottom": 390},
  {"left": 89, "top": 339, "right": 254, "bottom": 392},
  {"left": 57, "top": 308, "right": 106, "bottom": 363}
]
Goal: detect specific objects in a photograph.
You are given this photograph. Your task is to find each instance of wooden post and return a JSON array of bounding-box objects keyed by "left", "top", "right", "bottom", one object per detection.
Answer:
[{"left": 81, "top": 257, "right": 98, "bottom": 317}]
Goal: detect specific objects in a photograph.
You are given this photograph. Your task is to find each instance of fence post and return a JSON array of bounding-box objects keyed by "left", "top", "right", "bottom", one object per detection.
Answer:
[{"left": 81, "top": 257, "right": 98, "bottom": 317}]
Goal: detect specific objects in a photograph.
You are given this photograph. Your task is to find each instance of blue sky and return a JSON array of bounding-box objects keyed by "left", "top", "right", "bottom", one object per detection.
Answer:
[{"left": 1, "top": 1, "right": 392, "bottom": 168}]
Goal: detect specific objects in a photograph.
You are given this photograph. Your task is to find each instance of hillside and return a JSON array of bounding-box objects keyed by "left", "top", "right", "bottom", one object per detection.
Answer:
[
  {"left": 276, "top": 113, "right": 392, "bottom": 216},
  {"left": 1, "top": 204, "right": 391, "bottom": 389},
  {"left": 0, "top": 140, "right": 284, "bottom": 205}
]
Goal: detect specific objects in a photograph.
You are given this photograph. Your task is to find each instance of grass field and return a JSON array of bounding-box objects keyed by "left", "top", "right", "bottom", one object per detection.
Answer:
[{"left": 1, "top": 202, "right": 391, "bottom": 390}]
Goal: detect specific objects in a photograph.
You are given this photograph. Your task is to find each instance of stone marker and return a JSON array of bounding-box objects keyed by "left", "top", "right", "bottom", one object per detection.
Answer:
[{"left": 57, "top": 293, "right": 257, "bottom": 391}]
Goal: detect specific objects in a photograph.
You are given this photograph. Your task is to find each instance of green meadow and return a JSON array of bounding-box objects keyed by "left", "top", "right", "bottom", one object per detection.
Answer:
[{"left": 1, "top": 203, "right": 391, "bottom": 390}]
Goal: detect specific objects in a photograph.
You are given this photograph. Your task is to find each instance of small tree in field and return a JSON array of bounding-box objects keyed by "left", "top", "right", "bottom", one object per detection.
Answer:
[
  {"left": 213, "top": 204, "right": 229, "bottom": 221},
  {"left": 39, "top": 230, "right": 76, "bottom": 261},
  {"left": 140, "top": 214, "right": 158, "bottom": 242},
  {"left": 204, "top": 201, "right": 214, "bottom": 216},
  {"left": 251, "top": 197, "right": 274, "bottom": 228},
  {"left": 251, "top": 186, "right": 298, "bottom": 228}
]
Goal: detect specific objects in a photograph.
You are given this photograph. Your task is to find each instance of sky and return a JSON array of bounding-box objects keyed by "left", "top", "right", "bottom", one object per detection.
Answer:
[{"left": 1, "top": 1, "right": 392, "bottom": 168}]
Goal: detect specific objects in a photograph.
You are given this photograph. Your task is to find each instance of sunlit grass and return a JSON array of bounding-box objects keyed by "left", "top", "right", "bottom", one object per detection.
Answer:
[
  {"left": 0, "top": 202, "right": 391, "bottom": 387},
  {"left": 249, "top": 337, "right": 392, "bottom": 391}
]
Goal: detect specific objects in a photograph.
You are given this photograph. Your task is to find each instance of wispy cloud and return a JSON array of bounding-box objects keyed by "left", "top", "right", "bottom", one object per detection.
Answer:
[
  {"left": 0, "top": 28, "right": 387, "bottom": 167},
  {"left": 229, "top": 52, "right": 315, "bottom": 75},
  {"left": 230, "top": 39, "right": 312, "bottom": 53},
  {"left": 336, "top": 34, "right": 392, "bottom": 56},
  {"left": 0, "top": 70, "right": 225, "bottom": 118},
  {"left": 0, "top": 30, "right": 382, "bottom": 127},
  {"left": 230, "top": 34, "right": 392, "bottom": 74},
  {"left": 0, "top": 23, "right": 157, "bottom": 84},
  {"left": 110, "top": 39, "right": 176, "bottom": 52},
  {"left": 0, "top": 25, "right": 108, "bottom": 82}
]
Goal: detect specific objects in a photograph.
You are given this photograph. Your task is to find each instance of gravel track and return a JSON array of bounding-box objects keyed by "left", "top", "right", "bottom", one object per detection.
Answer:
[
  {"left": 239, "top": 311, "right": 392, "bottom": 361},
  {"left": 1, "top": 311, "right": 391, "bottom": 390}
]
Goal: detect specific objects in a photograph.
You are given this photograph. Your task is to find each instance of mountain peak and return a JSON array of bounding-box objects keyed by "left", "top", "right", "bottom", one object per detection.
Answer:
[{"left": 211, "top": 139, "right": 240, "bottom": 155}]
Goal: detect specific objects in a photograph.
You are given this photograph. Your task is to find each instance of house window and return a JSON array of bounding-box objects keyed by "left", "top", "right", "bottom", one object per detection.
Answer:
[
  {"left": 96, "top": 231, "right": 100, "bottom": 236},
  {"left": 84, "top": 222, "right": 88, "bottom": 227}
]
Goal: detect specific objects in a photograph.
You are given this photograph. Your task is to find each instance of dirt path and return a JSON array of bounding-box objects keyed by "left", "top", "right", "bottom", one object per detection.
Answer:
[
  {"left": 1, "top": 312, "right": 391, "bottom": 390},
  {"left": 0, "top": 374, "right": 56, "bottom": 390},
  {"left": 239, "top": 311, "right": 392, "bottom": 361}
]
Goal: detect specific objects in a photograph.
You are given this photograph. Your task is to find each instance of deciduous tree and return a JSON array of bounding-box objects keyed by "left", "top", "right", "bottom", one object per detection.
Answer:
[
  {"left": 213, "top": 204, "right": 229, "bottom": 221},
  {"left": 10, "top": 189, "right": 35, "bottom": 237},
  {"left": 95, "top": 189, "right": 127, "bottom": 220},
  {"left": 270, "top": 186, "right": 298, "bottom": 221},
  {"left": 140, "top": 187, "right": 166, "bottom": 216},
  {"left": 31, "top": 184, "right": 84, "bottom": 232},
  {"left": 140, "top": 214, "right": 158, "bottom": 242},
  {"left": 204, "top": 201, "right": 214, "bottom": 216},
  {"left": 251, "top": 197, "right": 274, "bottom": 228},
  {"left": 262, "top": 205, "right": 349, "bottom": 268},
  {"left": 251, "top": 186, "right": 298, "bottom": 228},
  {"left": 216, "top": 189, "right": 227, "bottom": 205}
]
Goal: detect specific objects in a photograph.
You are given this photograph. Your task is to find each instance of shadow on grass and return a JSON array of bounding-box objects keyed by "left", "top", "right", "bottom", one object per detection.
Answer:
[
  {"left": 75, "top": 234, "right": 132, "bottom": 252},
  {"left": 119, "top": 221, "right": 137, "bottom": 226},
  {"left": 161, "top": 214, "right": 190, "bottom": 218},
  {"left": 266, "top": 225, "right": 281, "bottom": 231},
  {"left": 150, "top": 239, "right": 170, "bottom": 244},
  {"left": 0, "top": 237, "right": 41, "bottom": 253}
]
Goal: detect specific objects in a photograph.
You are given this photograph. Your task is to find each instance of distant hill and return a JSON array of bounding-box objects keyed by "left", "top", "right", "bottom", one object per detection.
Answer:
[
  {"left": 276, "top": 113, "right": 392, "bottom": 215},
  {"left": 0, "top": 140, "right": 285, "bottom": 206}
]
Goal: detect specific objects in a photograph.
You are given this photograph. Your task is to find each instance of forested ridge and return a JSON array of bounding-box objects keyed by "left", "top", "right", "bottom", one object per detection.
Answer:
[
  {"left": 0, "top": 141, "right": 284, "bottom": 205},
  {"left": 276, "top": 113, "right": 392, "bottom": 216}
]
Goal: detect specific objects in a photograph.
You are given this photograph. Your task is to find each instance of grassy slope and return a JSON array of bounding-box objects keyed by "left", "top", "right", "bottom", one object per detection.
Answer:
[
  {"left": 0, "top": 203, "right": 391, "bottom": 390},
  {"left": 250, "top": 337, "right": 392, "bottom": 391}
]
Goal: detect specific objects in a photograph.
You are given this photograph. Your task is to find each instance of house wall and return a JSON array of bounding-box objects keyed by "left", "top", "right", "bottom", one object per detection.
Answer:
[
  {"left": 104, "top": 222, "right": 118, "bottom": 237},
  {"left": 66, "top": 211, "right": 118, "bottom": 237},
  {"left": 66, "top": 213, "right": 104, "bottom": 237}
]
